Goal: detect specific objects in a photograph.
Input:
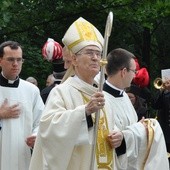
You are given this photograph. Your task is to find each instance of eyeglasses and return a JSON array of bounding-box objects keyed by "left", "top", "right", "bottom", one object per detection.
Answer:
[
  {"left": 76, "top": 50, "right": 102, "bottom": 58},
  {"left": 127, "top": 68, "right": 138, "bottom": 74},
  {"left": 3, "top": 57, "right": 24, "bottom": 64}
]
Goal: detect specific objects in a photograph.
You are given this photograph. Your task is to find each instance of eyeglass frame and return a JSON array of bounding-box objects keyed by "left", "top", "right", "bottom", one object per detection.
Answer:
[
  {"left": 126, "top": 68, "right": 138, "bottom": 74},
  {"left": 2, "top": 57, "right": 25, "bottom": 64}
]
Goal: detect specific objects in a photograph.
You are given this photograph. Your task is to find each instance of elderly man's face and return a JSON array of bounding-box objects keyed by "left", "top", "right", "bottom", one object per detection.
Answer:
[{"left": 73, "top": 45, "right": 102, "bottom": 81}]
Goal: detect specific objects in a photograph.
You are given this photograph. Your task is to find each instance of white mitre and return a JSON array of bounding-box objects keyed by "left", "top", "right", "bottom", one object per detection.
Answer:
[{"left": 62, "top": 17, "right": 104, "bottom": 53}]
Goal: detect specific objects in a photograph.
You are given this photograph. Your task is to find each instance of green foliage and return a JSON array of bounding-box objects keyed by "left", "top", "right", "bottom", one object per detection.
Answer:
[{"left": 0, "top": 0, "right": 170, "bottom": 96}]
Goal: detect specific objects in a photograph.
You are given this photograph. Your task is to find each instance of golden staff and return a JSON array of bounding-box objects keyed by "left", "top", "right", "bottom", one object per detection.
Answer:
[{"left": 90, "top": 11, "right": 113, "bottom": 170}]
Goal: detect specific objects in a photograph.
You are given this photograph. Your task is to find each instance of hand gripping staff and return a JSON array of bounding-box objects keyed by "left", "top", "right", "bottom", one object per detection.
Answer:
[{"left": 90, "top": 11, "right": 113, "bottom": 170}]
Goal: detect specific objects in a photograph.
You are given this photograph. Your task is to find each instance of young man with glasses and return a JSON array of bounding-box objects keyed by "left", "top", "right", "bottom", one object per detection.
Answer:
[
  {"left": 103, "top": 48, "right": 169, "bottom": 169},
  {"left": 0, "top": 41, "right": 44, "bottom": 170}
]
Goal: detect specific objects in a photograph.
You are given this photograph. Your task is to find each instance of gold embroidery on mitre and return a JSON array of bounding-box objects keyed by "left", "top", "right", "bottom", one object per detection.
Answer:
[
  {"left": 68, "top": 19, "right": 101, "bottom": 50},
  {"left": 81, "top": 92, "right": 113, "bottom": 170}
]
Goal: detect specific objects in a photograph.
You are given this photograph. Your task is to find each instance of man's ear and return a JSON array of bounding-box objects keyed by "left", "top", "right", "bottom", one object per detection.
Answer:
[
  {"left": 71, "top": 54, "right": 77, "bottom": 67},
  {"left": 121, "top": 68, "right": 126, "bottom": 78}
]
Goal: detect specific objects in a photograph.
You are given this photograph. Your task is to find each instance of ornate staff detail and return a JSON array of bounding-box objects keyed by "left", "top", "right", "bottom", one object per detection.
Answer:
[{"left": 90, "top": 11, "right": 113, "bottom": 170}]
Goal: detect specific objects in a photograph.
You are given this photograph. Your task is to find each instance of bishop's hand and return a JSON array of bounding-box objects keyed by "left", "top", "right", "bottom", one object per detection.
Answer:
[{"left": 85, "top": 92, "right": 105, "bottom": 116}]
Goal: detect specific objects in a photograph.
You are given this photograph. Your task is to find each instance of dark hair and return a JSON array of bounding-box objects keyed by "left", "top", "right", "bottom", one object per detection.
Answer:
[
  {"left": 0, "top": 41, "right": 21, "bottom": 58},
  {"left": 106, "top": 48, "right": 135, "bottom": 76}
]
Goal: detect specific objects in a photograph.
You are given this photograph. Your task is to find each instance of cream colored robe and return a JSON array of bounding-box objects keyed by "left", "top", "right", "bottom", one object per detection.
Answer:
[
  {"left": 105, "top": 92, "right": 169, "bottom": 170},
  {"left": 29, "top": 77, "right": 127, "bottom": 170},
  {"left": 0, "top": 79, "right": 44, "bottom": 170}
]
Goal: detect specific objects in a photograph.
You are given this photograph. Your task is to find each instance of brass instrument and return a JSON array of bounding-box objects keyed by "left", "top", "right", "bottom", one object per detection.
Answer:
[{"left": 153, "top": 77, "right": 164, "bottom": 89}]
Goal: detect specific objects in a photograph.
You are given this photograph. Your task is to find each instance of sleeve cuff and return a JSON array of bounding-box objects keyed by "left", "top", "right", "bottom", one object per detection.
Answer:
[{"left": 115, "top": 137, "right": 126, "bottom": 156}]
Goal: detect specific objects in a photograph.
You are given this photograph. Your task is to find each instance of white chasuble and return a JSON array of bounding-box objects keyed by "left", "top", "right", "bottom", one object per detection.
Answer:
[{"left": 29, "top": 77, "right": 119, "bottom": 170}]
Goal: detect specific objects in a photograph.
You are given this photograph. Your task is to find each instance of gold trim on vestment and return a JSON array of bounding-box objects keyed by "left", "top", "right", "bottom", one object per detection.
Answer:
[
  {"left": 142, "top": 119, "right": 154, "bottom": 170},
  {"left": 81, "top": 92, "right": 113, "bottom": 169},
  {"left": 95, "top": 112, "right": 113, "bottom": 169}
]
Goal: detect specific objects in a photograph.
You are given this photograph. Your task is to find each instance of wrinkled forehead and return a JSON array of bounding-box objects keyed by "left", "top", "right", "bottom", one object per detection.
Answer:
[{"left": 79, "top": 45, "right": 101, "bottom": 52}]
